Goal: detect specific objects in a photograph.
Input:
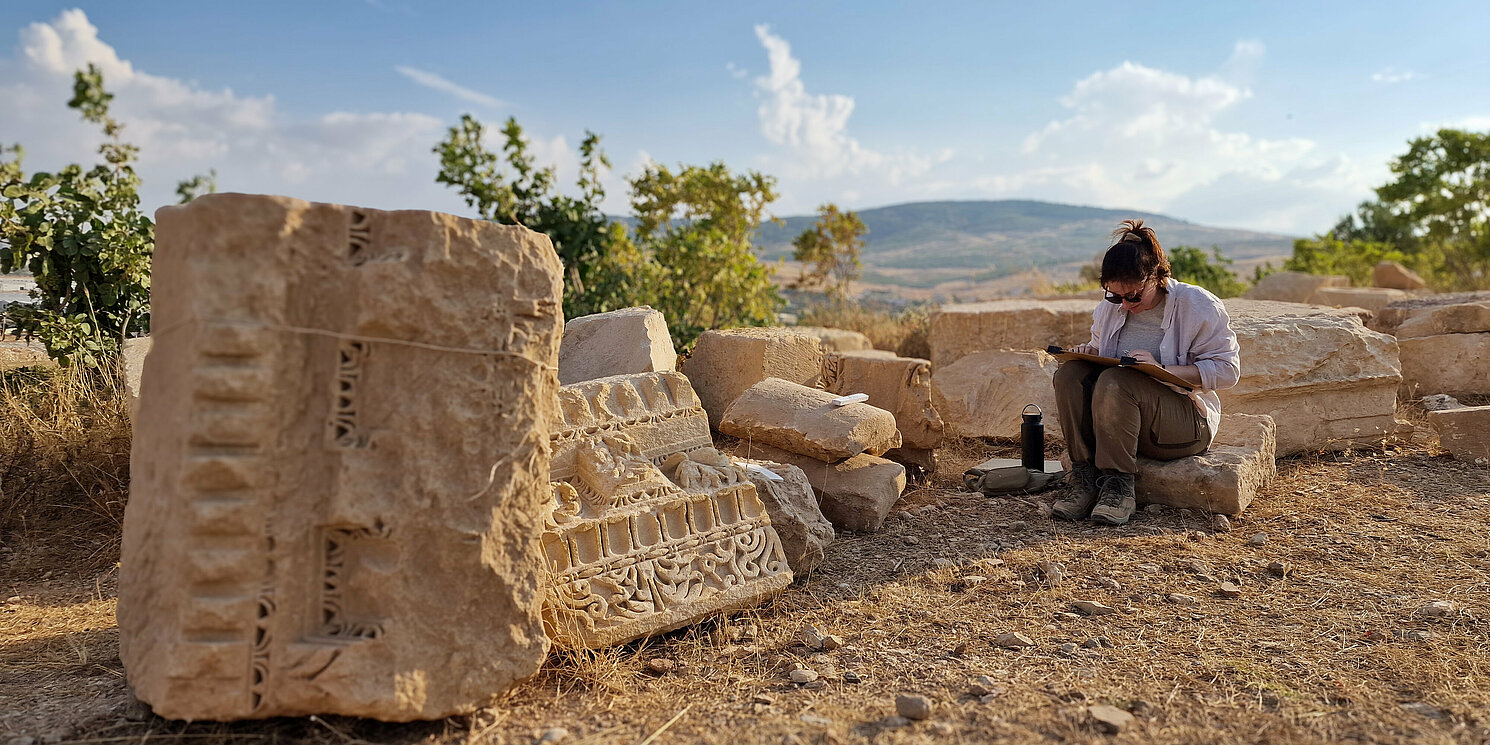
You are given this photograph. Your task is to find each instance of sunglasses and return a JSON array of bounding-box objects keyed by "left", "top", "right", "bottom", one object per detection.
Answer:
[{"left": 1102, "top": 281, "right": 1149, "bottom": 305}]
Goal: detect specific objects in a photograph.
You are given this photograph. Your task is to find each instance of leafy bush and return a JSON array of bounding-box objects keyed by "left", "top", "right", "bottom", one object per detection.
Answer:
[
  {"left": 1168, "top": 245, "right": 1249, "bottom": 298},
  {"left": 1284, "top": 236, "right": 1409, "bottom": 287}
]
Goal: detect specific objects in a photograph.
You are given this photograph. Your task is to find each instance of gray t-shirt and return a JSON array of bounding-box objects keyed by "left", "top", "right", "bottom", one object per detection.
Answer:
[{"left": 1116, "top": 294, "right": 1167, "bottom": 359}]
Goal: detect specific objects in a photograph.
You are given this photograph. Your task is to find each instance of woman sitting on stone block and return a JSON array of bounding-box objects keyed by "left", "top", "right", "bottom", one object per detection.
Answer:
[{"left": 1052, "top": 219, "right": 1241, "bottom": 525}]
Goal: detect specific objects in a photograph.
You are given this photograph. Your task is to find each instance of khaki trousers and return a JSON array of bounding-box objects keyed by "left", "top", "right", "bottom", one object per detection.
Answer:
[{"left": 1052, "top": 361, "right": 1210, "bottom": 474}]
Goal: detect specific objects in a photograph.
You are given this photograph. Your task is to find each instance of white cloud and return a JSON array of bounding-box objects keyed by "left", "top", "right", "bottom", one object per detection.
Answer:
[
  {"left": 725, "top": 62, "right": 748, "bottom": 80},
  {"left": 0, "top": 9, "right": 465, "bottom": 215},
  {"left": 750, "top": 24, "right": 950, "bottom": 184},
  {"left": 1372, "top": 67, "right": 1418, "bottom": 84},
  {"left": 1418, "top": 115, "right": 1490, "bottom": 132},
  {"left": 395, "top": 65, "right": 503, "bottom": 108}
]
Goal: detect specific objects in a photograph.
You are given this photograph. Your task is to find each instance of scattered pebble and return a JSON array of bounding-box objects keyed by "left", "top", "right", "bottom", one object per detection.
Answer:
[
  {"left": 896, "top": 693, "right": 934, "bottom": 720},
  {"left": 1059, "top": 642, "right": 1079, "bottom": 656},
  {"left": 1218, "top": 582, "right": 1243, "bottom": 598},
  {"left": 903, "top": 536, "right": 921, "bottom": 546},
  {"left": 646, "top": 658, "right": 676, "bottom": 675},
  {"left": 968, "top": 675, "right": 1000, "bottom": 696},
  {"left": 803, "top": 625, "right": 827, "bottom": 650},
  {"left": 789, "top": 668, "right": 819, "bottom": 684},
  {"left": 1211, "top": 514, "right": 1232, "bottom": 533},
  {"left": 995, "top": 632, "right": 1036, "bottom": 649},
  {"left": 1248, "top": 533, "right": 1269, "bottom": 546},
  {"left": 1137, "top": 563, "right": 1162, "bottom": 573},
  {"left": 803, "top": 679, "right": 827, "bottom": 690},
  {"left": 842, "top": 671, "right": 863, "bottom": 684},
  {"left": 1096, "top": 577, "right": 1122, "bottom": 590},
  {"left": 1072, "top": 600, "right": 1116, "bottom": 616},
  {"left": 1144, "top": 504, "right": 1164, "bottom": 514},
  {"left": 929, "top": 721, "right": 955, "bottom": 736},
  {"left": 1267, "top": 561, "right": 1292, "bottom": 577},
  {"left": 1394, "top": 629, "right": 1435, "bottom": 641},
  {"left": 1010, "top": 521, "right": 1029, "bottom": 530},
  {"left": 1416, "top": 601, "right": 1453, "bottom": 618},
  {"left": 800, "top": 713, "right": 833, "bottom": 727},
  {"left": 914, "top": 505, "right": 936, "bottom": 516},
  {"left": 1037, "top": 561, "right": 1065, "bottom": 586},
  {"left": 1400, "top": 702, "right": 1446, "bottom": 720},
  {"left": 822, "top": 634, "right": 845, "bottom": 651},
  {"left": 1088, "top": 704, "right": 1135, "bottom": 734},
  {"left": 1168, "top": 593, "right": 1198, "bottom": 606},
  {"left": 959, "top": 575, "right": 987, "bottom": 588},
  {"left": 1082, "top": 636, "right": 1115, "bottom": 649},
  {"left": 932, "top": 558, "right": 959, "bottom": 569},
  {"left": 753, "top": 693, "right": 776, "bottom": 705},
  {"left": 538, "top": 727, "right": 569, "bottom": 743}
]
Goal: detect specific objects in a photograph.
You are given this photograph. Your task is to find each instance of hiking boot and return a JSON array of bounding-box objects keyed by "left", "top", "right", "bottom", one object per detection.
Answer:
[
  {"left": 1090, "top": 471, "right": 1136, "bottom": 526},
  {"left": 1051, "top": 462, "right": 1100, "bottom": 520}
]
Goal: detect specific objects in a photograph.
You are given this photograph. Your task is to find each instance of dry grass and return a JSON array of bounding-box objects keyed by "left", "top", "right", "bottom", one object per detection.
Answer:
[
  {"left": 796, "top": 303, "right": 935, "bottom": 360},
  {"left": 4, "top": 411, "right": 1490, "bottom": 743}
]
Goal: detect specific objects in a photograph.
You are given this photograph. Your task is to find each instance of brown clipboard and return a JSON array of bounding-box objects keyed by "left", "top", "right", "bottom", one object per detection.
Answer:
[{"left": 1046, "top": 346, "right": 1197, "bottom": 391}]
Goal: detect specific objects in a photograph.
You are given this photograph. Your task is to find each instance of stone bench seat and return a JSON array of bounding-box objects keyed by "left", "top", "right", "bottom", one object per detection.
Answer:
[{"left": 1132, "top": 413, "right": 1277, "bottom": 515}]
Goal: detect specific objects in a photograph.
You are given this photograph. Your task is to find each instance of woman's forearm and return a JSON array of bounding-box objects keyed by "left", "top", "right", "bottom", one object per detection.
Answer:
[{"left": 1162, "top": 363, "right": 1203, "bottom": 386}]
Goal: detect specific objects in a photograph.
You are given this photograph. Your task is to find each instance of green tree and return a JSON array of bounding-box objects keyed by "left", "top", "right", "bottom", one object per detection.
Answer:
[
  {"left": 175, "top": 168, "right": 218, "bottom": 204},
  {"left": 1, "top": 64, "right": 153, "bottom": 368},
  {"left": 1284, "top": 235, "right": 1407, "bottom": 287},
  {"left": 791, "top": 203, "right": 867, "bottom": 299},
  {"left": 1373, "top": 128, "right": 1490, "bottom": 289},
  {"left": 434, "top": 115, "right": 639, "bottom": 316},
  {"left": 1168, "top": 245, "right": 1249, "bottom": 298},
  {"left": 630, "top": 162, "right": 782, "bottom": 347}
]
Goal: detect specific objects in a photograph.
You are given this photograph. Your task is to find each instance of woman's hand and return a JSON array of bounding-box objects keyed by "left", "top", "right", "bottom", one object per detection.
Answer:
[
  {"left": 1068, "top": 343, "right": 1098, "bottom": 355},
  {"left": 1124, "top": 349, "right": 1158, "bottom": 365}
]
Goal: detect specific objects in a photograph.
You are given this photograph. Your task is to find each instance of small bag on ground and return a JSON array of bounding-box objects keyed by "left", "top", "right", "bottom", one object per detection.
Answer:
[{"left": 962, "top": 457, "right": 1067, "bottom": 496}]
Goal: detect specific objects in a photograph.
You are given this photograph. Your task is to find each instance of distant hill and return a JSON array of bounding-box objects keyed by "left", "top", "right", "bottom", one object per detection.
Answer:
[{"left": 746, "top": 200, "right": 1295, "bottom": 290}]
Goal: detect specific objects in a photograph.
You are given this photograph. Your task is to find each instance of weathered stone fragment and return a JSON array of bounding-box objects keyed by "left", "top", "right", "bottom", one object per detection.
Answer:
[
  {"left": 558, "top": 306, "right": 675, "bottom": 385},
  {"left": 681, "top": 327, "right": 823, "bottom": 428},
  {"left": 545, "top": 372, "right": 792, "bottom": 648},
  {"left": 1133, "top": 414, "right": 1277, "bottom": 515},
  {"left": 120, "top": 194, "right": 562, "bottom": 721},
  {"left": 736, "top": 459, "right": 835, "bottom": 575},
  {"left": 1313, "top": 286, "right": 1411, "bottom": 314},
  {"left": 1427, "top": 405, "right": 1490, "bottom": 466},
  {"left": 820, "top": 350, "right": 944, "bottom": 449},
  {"left": 791, "top": 325, "right": 875, "bottom": 352},
  {"left": 1242, "top": 271, "right": 1349, "bottom": 304},
  {"left": 720, "top": 377, "right": 901, "bottom": 461},
  {"left": 729, "top": 442, "right": 905, "bottom": 532},
  {"left": 1370, "top": 293, "right": 1490, "bottom": 337},
  {"left": 1398, "top": 333, "right": 1490, "bottom": 397},
  {"left": 932, "top": 350, "right": 1061, "bottom": 440},
  {"left": 928, "top": 299, "right": 1094, "bottom": 368},
  {"left": 122, "top": 336, "right": 152, "bottom": 418},
  {"left": 1373, "top": 261, "right": 1427, "bottom": 290},
  {"left": 1222, "top": 300, "right": 1409, "bottom": 455}
]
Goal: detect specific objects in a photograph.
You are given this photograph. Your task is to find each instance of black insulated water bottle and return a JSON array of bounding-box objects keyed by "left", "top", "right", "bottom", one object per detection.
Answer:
[{"left": 1021, "top": 403, "right": 1044, "bottom": 471}]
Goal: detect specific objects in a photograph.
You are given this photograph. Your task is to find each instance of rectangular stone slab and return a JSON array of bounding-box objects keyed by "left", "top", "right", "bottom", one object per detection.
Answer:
[
  {"left": 680, "top": 327, "right": 823, "bottom": 429},
  {"left": 1427, "top": 405, "right": 1490, "bottom": 466},
  {"left": 821, "top": 350, "right": 944, "bottom": 450},
  {"left": 543, "top": 371, "right": 792, "bottom": 648},
  {"left": 720, "top": 377, "right": 901, "bottom": 462},
  {"left": 558, "top": 306, "right": 676, "bottom": 385},
  {"left": 1399, "top": 333, "right": 1490, "bottom": 398},
  {"left": 928, "top": 299, "right": 1095, "bottom": 369},
  {"left": 1134, "top": 413, "right": 1277, "bottom": 515},
  {"left": 729, "top": 442, "right": 906, "bottom": 533},
  {"left": 119, "top": 194, "right": 563, "bottom": 721}
]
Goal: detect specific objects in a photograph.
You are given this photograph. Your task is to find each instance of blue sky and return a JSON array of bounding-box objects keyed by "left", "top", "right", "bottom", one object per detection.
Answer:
[{"left": 3, "top": 2, "right": 1487, "bottom": 234}]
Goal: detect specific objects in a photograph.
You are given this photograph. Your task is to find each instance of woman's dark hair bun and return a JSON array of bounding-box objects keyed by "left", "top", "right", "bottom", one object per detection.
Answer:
[{"left": 1101, "top": 219, "right": 1170, "bottom": 287}]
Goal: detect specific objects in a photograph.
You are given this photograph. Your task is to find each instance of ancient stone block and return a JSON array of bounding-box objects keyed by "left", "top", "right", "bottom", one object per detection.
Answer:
[
  {"left": 791, "top": 325, "right": 875, "bottom": 352},
  {"left": 928, "top": 299, "right": 1094, "bottom": 369},
  {"left": 544, "top": 371, "right": 792, "bottom": 648},
  {"left": 932, "top": 350, "right": 1061, "bottom": 440},
  {"left": 1373, "top": 261, "right": 1427, "bottom": 290},
  {"left": 1134, "top": 414, "right": 1277, "bottom": 515},
  {"left": 1370, "top": 292, "right": 1490, "bottom": 338},
  {"left": 1398, "top": 333, "right": 1490, "bottom": 398},
  {"left": 120, "top": 194, "right": 562, "bottom": 721},
  {"left": 1427, "top": 405, "right": 1490, "bottom": 466},
  {"left": 729, "top": 442, "right": 905, "bottom": 533},
  {"left": 820, "top": 350, "right": 943, "bottom": 450},
  {"left": 1221, "top": 300, "right": 1409, "bottom": 455},
  {"left": 681, "top": 327, "right": 823, "bottom": 429},
  {"left": 558, "top": 306, "right": 676, "bottom": 385},
  {"left": 736, "top": 459, "right": 835, "bottom": 576},
  {"left": 122, "top": 336, "right": 152, "bottom": 418},
  {"left": 1242, "top": 271, "right": 1349, "bottom": 304},
  {"left": 720, "top": 377, "right": 901, "bottom": 461},
  {"left": 1313, "top": 286, "right": 1412, "bottom": 314}
]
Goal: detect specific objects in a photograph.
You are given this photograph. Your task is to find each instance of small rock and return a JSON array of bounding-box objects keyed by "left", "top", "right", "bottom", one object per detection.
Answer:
[
  {"left": 882, "top": 715, "right": 911, "bottom": 729},
  {"left": 1088, "top": 704, "right": 1135, "bottom": 733},
  {"left": 915, "top": 504, "right": 936, "bottom": 516},
  {"left": 1267, "top": 561, "right": 1291, "bottom": 577},
  {"left": 1194, "top": 573, "right": 1219, "bottom": 584},
  {"left": 929, "top": 721, "right": 954, "bottom": 736},
  {"left": 902, "top": 536, "right": 921, "bottom": 545},
  {"left": 1211, "top": 514, "right": 1232, "bottom": 533},
  {"left": 959, "top": 575, "right": 987, "bottom": 589},
  {"left": 646, "top": 658, "right": 676, "bottom": 674},
  {"left": 1072, "top": 600, "right": 1116, "bottom": 616},
  {"left": 896, "top": 693, "right": 934, "bottom": 720},
  {"left": 803, "top": 624, "right": 827, "bottom": 650},
  {"left": 1218, "top": 583, "right": 1243, "bottom": 598},
  {"left": 538, "top": 727, "right": 569, "bottom": 743},
  {"left": 1010, "top": 521, "right": 1029, "bottom": 530},
  {"left": 968, "top": 675, "right": 1000, "bottom": 696},
  {"left": 754, "top": 693, "right": 776, "bottom": 705},
  {"left": 1137, "top": 562, "right": 1162, "bottom": 573},
  {"left": 1167, "top": 593, "right": 1198, "bottom": 606},
  {"left": 842, "top": 670, "right": 863, "bottom": 684},
  {"left": 804, "top": 679, "right": 827, "bottom": 690},
  {"left": 1036, "top": 560, "right": 1065, "bottom": 586},
  {"left": 995, "top": 632, "right": 1036, "bottom": 649},
  {"left": 822, "top": 634, "right": 845, "bottom": 651},
  {"left": 932, "top": 558, "right": 958, "bottom": 569},
  {"left": 1248, "top": 533, "right": 1268, "bottom": 546},
  {"left": 1416, "top": 601, "right": 1453, "bottom": 618},
  {"left": 951, "top": 640, "right": 971, "bottom": 656},
  {"left": 1421, "top": 393, "right": 1461, "bottom": 412},
  {"left": 1144, "top": 504, "right": 1163, "bottom": 514},
  {"left": 8, "top": 737, "right": 37, "bottom": 745},
  {"left": 1394, "top": 629, "right": 1435, "bottom": 641},
  {"left": 1096, "top": 576, "right": 1122, "bottom": 590},
  {"left": 1059, "top": 642, "right": 1079, "bottom": 656},
  {"left": 789, "top": 668, "right": 819, "bottom": 684}
]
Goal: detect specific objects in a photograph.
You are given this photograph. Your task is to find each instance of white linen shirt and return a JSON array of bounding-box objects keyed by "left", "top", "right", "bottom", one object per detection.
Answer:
[{"left": 1086, "top": 278, "right": 1241, "bottom": 444}]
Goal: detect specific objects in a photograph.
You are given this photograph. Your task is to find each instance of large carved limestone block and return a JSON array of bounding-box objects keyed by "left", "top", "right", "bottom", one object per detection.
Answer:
[
  {"left": 120, "top": 194, "right": 562, "bottom": 721},
  {"left": 543, "top": 371, "right": 792, "bottom": 648},
  {"left": 821, "top": 350, "right": 944, "bottom": 450},
  {"left": 791, "top": 326, "right": 875, "bottom": 352},
  {"left": 558, "top": 306, "right": 676, "bottom": 385},
  {"left": 1369, "top": 292, "right": 1490, "bottom": 337},
  {"left": 736, "top": 459, "right": 835, "bottom": 576},
  {"left": 1133, "top": 414, "right": 1276, "bottom": 515},
  {"left": 1313, "top": 286, "right": 1412, "bottom": 314},
  {"left": 1373, "top": 261, "right": 1428, "bottom": 290},
  {"left": 1398, "top": 333, "right": 1490, "bottom": 397},
  {"left": 720, "top": 377, "right": 901, "bottom": 462},
  {"left": 1221, "top": 300, "right": 1408, "bottom": 455},
  {"left": 1242, "top": 271, "right": 1349, "bottom": 305},
  {"left": 730, "top": 442, "right": 906, "bottom": 533},
  {"left": 928, "top": 299, "right": 1094, "bottom": 369},
  {"left": 1427, "top": 405, "right": 1490, "bottom": 466},
  {"left": 682, "top": 327, "right": 824, "bottom": 429},
  {"left": 932, "top": 349, "right": 1061, "bottom": 441}
]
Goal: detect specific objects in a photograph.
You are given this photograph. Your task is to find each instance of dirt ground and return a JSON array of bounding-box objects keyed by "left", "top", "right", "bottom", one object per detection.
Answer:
[{"left": 3, "top": 430, "right": 1488, "bottom": 745}]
